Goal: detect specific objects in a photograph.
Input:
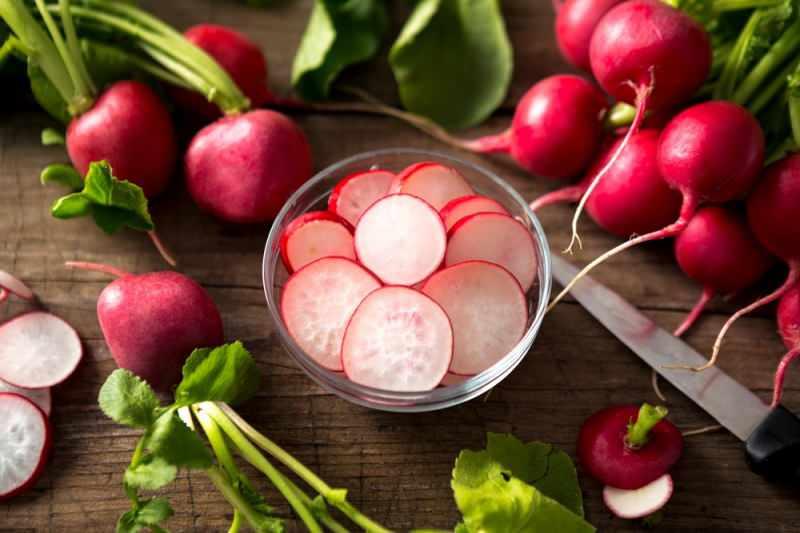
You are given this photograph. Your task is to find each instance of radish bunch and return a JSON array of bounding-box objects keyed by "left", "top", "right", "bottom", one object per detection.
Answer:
[{"left": 279, "top": 162, "right": 538, "bottom": 392}]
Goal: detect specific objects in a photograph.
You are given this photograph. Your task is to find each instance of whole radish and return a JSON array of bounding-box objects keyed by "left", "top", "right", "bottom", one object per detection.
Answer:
[
  {"left": 772, "top": 285, "right": 800, "bottom": 408},
  {"left": 66, "top": 262, "right": 223, "bottom": 390},
  {"left": 555, "top": 0, "right": 626, "bottom": 70}
]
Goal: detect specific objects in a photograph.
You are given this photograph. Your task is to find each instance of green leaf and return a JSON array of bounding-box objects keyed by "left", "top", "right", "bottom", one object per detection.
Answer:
[
  {"left": 41, "top": 128, "right": 65, "bottom": 146},
  {"left": 41, "top": 164, "right": 83, "bottom": 190},
  {"left": 174, "top": 341, "right": 260, "bottom": 407},
  {"left": 51, "top": 193, "right": 92, "bottom": 219},
  {"left": 116, "top": 498, "right": 174, "bottom": 533},
  {"left": 292, "top": 0, "right": 388, "bottom": 100},
  {"left": 124, "top": 456, "right": 178, "bottom": 491},
  {"left": 146, "top": 409, "right": 213, "bottom": 469},
  {"left": 116, "top": 509, "right": 143, "bottom": 533},
  {"left": 389, "top": 0, "right": 512, "bottom": 129},
  {"left": 98, "top": 369, "right": 160, "bottom": 429}
]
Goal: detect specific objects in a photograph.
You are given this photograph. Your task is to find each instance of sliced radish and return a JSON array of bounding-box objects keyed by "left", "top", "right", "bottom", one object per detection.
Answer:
[
  {"left": 355, "top": 194, "right": 446, "bottom": 286},
  {"left": 0, "top": 271, "right": 34, "bottom": 301},
  {"left": 422, "top": 261, "right": 528, "bottom": 375},
  {"left": 439, "top": 372, "right": 472, "bottom": 387},
  {"left": 389, "top": 162, "right": 474, "bottom": 210},
  {"left": 440, "top": 194, "right": 510, "bottom": 231},
  {"left": 0, "top": 379, "right": 51, "bottom": 416},
  {"left": 281, "top": 257, "right": 381, "bottom": 371},
  {"left": 328, "top": 169, "right": 394, "bottom": 226},
  {"left": 0, "top": 393, "right": 51, "bottom": 500},
  {"left": 445, "top": 213, "right": 538, "bottom": 291},
  {"left": 280, "top": 211, "right": 355, "bottom": 273},
  {"left": 603, "top": 474, "right": 674, "bottom": 519},
  {"left": 0, "top": 312, "right": 83, "bottom": 388},
  {"left": 342, "top": 287, "right": 452, "bottom": 391}
]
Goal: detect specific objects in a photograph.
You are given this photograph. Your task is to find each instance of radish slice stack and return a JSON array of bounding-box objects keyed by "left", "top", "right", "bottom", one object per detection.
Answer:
[{"left": 0, "top": 393, "right": 51, "bottom": 501}]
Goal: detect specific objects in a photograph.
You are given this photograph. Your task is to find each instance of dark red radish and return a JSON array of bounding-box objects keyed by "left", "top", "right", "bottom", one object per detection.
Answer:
[
  {"left": 0, "top": 380, "right": 51, "bottom": 416},
  {"left": 280, "top": 257, "right": 381, "bottom": 371},
  {"left": 445, "top": 212, "right": 538, "bottom": 292},
  {"left": 0, "top": 312, "right": 82, "bottom": 389},
  {"left": 328, "top": 169, "right": 394, "bottom": 226},
  {"left": 341, "top": 286, "right": 452, "bottom": 391},
  {"left": 421, "top": 261, "right": 527, "bottom": 375},
  {"left": 0, "top": 393, "right": 51, "bottom": 501},
  {"left": 280, "top": 212, "right": 355, "bottom": 273},
  {"left": 389, "top": 163, "right": 473, "bottom": 211},
  {"left": 65, "top": 261, "right": 223, "bottom": 391},
  {"left": 772, "top": 285, "right": 800, "bottom": 407},
  {"left": 0, "top": 270, "right": 34, "bottom": 301},
  {"left": 603, "top": 474, "right": 673, "bottom": 519},
  {"left": 555, "top": 0, "right": 625, "bottom": 71},
  {"left": 185, "top": 110, "right": 312, "bottom": 224},
  {"left": 440, "top": 195, "right": 509, "bottom": 231},
  {"left": 355, "top": 194, "right": 447, "bottom": 286}
]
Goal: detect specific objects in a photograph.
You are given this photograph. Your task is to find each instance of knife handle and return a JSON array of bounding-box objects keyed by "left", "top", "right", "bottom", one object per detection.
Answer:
[{"left": 745, "top": 405, "right": 800, "bottom": 482}]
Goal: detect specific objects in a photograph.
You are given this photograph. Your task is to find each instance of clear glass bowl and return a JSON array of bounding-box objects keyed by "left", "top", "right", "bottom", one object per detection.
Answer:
[{"left": 263, "top": 149, "right": 552, "bottom": 412}]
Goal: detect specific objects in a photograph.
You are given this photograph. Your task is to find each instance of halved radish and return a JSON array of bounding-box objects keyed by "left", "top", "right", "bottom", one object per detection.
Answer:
[
  {"left": 440, "top": 195, "right": 510, "bottom": 231},
  {"left": 445, "top": 213, "right": 538, "bottom": 291},
  {"left": 0, "top": 312, "right": 83, "bottom": 388},
  {"left": 422, "top": 261, "right": 528, "bottom": 375},
  {"left": 0, "top": 393, "right": 51, "bottom": 501},
  {"left": 341, "top": 286, "right": 452, "bottom": 391},
  {"left": 281, "top": 257, "right": 381, "bottom": 371},
  {"left": 280, "top": 211, "right": 355, "bottom": 273},
  {"left": 0, "top": 379, "right": 51, "bottom": 416},
  {"left": 603, "top": 474, "right": 674, "bottom": 519},
  {"left": 328, "top": 169, "right": 394, "bottom": 226},
  {"left": 0, "top": 271, "right": 34, "bottom": 301},
  {"left": 355, "top": 194, "right": 446, "bottom": 286},
  {"left": 389, "top": 162, "right": 474, "bottom": 210}
]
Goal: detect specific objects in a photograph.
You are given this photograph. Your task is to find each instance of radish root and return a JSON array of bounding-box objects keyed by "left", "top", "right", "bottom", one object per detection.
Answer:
[
  {"left": 771, "top": 346, "right": 800, "bottom": 408},
  {"left": 681, "top": 424, "right": 723, "bottom": 437},
  {"left": 674, "top": 287, "right": 715, "bottom": 338},
  {"left": 529, "top": 185, "right": 585, "bottom": 212},
  {"left": 651, "top": 369, "right": 667, "bottom": 402},
  {"left": 65, "top": 261, "right": 131, "bottom": 278},
  {"left": 148, "top": 230, "right": 178, "bottom": 267}
]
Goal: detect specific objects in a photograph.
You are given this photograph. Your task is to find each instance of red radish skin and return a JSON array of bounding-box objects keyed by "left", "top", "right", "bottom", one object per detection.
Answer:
[
  {"left": 603, "top": 474, "right": 674, "bottom": 519},
  {"left": 0, "top": 379, "right": 51, "bottom": 416},
  {"left": 389, "top": 163, "right": 473, "bottom": 211},
  {"left": 0, "top": 393, "right": 51, "bottom": 501},
  {"left": 0, "top": 270, "right": 34, "bottom": 301},
  {"left": 328, "top": 169, "right": 394, "bottom": 226},
  {"left": 556, "top": 0, "right": 626, "bottom": 70},
  {"left": 279, "top": 211, "right": 355, "bottom": 273},
  {"left": 0, "top": 289, "right": 6, "bottom": 303},
  {"left": 440, "top": 195, "right": 509, "bottom": 231},
  {"left": 773, "top": 286, "right": 800, "bottom": 407}
]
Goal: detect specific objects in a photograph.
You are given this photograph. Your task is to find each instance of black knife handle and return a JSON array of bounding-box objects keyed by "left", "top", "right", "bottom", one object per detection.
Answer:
[{"left": 745, "top": 405, "right": 800, "bottom": 482}]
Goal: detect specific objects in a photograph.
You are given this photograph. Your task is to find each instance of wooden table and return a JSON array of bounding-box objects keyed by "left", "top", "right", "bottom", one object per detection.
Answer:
[{"left": 2, "top": 1, "right": 798, "bottom": 531}]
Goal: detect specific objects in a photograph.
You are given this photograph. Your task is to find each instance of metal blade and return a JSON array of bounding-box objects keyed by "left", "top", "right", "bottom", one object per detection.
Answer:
[{"left": 550, "top": 254, "right": 769, "bottom": 441}]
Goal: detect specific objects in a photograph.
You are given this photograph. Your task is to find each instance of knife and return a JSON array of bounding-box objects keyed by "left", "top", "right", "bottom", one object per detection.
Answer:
[{"left": 550, "top": 253, "right": 800, "bottom": 482}]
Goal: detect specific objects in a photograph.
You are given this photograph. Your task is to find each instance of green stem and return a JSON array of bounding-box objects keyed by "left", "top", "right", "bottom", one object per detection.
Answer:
[
  {"left": 605, "top": 102, "right": 636, "bottom": 129},
  {"left": 766, "top": 137, "right": 796, "bottom": 164},
  {"left": 138, "top": 42, "right": 217, "bottom": 98},
  {"left": 714, "top": 10, "right": 761, "bottom": 100},
  {"left": 712, "top": 0, "right": 783, "bottom": 10},
  {"left": 206, "top": 466, "right": 282, "bottom": 533},
  {"left": 193, "top": 407, "right": 239, "bottom": 479},
  {"left": 125, "top": 436, "right": 147, "bottom": 505},
  {"left": 280, "top": 472, "right": 350, "bottom": 533},
  {"left": 749, "top": 59, "right": 800, "bottom": 114},
  {"left": 228, "top": 511, "right": 241, "bottom": 533},
  {"left": 789, "top": 94, "right": 800, "bottom": 148},
  {"left": 626, "top": 404, "right": 668, "bottom": 449},
  {"left": 58, "top": 0, "right": 94, "bottom": 95},
  {"left": 733, "top": 20, "right": 800, "bottom": 105}
]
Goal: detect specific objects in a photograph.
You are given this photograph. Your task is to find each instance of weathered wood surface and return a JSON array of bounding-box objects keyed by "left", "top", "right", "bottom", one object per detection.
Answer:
[{"left": 1, "top": 1, "right": 799, "bottom": 531}]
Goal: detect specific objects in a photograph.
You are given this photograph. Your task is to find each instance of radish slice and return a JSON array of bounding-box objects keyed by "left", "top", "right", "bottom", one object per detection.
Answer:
[
  {"left": 0, "top": 379, "right": 51, "bottom": 416},
  {"left": 281, "top": 257, "right": 381, "bottom": 371},
  {"left": 445, "top": 213, "right": 538, "bottom": 291},
  {"left": 422, "top": 261, "right": 528, "bottom": 375},
  {"left": 355, "top": 194, "right": 447, "bottom": 286},
  {"left": 440, "top": 195, "right": 510, "bottom": 231},
  {"left": 0, "top": 271, "right": 34, "bottom": 301},
  {"left": 0, "top": 312, "right": 83, "bottom": 388},
  {"left": 328, "top": 169, "right": 394, "bottom": 226},
  {"left": 439, "top": 372, "right": 472, "bottom": 387},
  {"left": 603, "top": 474, "right": 674, "bottom": 519},
  {"left": 0, "top": 393, "right": 51, "bottom": 500},
  {"left": 280, "top": 211, "right": 355, "bottom": 272},
  {"left": 390, "top": 162, "right": 474, "bottom": 210},
  {"left": 342, "top": 287, "right": 452, "bottom": 391}
]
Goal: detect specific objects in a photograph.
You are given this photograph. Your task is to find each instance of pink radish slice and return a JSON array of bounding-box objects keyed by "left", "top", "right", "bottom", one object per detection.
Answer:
[
  {"left": 603, "top": 474, "right": 673, "bottom": 519},
  {"left": 0, "top": 379, "right": 51, "bottom": 416},
  {"left": 355, "top": 194, "right": 447, "bottom": 286},
  {"left": 342, "top": 287, "right": 452, "bottom": 391},
  {"left": 422, "top": 261, "right": 527, "bottom": 375},
  {"left": 281, "top": 257, "right": 381, "bottom": 371},
  {"left": 440, "top": 195, "right": 510, "bottom": 231},
  {"left": 0, "top": 312, "right": 82, "bottom": 388},
  {"left": 389, "top": 162, "right": 474, "bottom": 210},
  {"left": 439, "top": 373, "right": 472, "bottom": 387},
  {"left": 280, "top": 211, "right": 355, "bottom": 273},
  {"left": 445, "top": 213, "right": 538, "bottom": 291},
  {"left": 0, "top": 393, "right": 51, "bottom": 501},
  {"left": 328, "top": 169, "right": 394, "bottom": 226},
  {"left": 0, "top": 271, "right": 34, "bottom": 301}
]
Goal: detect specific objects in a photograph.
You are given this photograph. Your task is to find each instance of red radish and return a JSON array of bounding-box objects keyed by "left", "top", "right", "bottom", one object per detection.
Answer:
[
  {"left": 280, "top": 257, "right": 381, "bottom": 371},
  {"left": 445, "top": 213, "right": 538, "bottom": 292},
  {"left": 185, "top": 110, "right": 312, "bottom": 224},
  {"left": 421, "top": 261, "right": 527, "bottom": 375},
  {"left": 65, "top": 262, "right": 223, "bottom": 391},
  {"left": 0, "top": 270, "right": 34, "bottom": 301},
  {"left": 578, "top": 404, "right": 683, "bottom": 490},
  {"left": 355, "top": 194, "right": 447, "bottom": 286},
  {"left": 341, "top": 286, "right": 452, "bottom": 391},
  {"left": 389, "top": 163, "right": 473, "bottom": 211},
  {"left": 0, "top": 393, "right": 51, "bottom": 501},
  {"left": 280, "top": 212, "right": 355, "bottom": 273},
  {"left": 0, "top": 312, "right": 82, "bottom": 389},
  {"left": 328, "top": 169, "right": 394, "bottom": 226},
  {"left": 440, "top": 195, "right": 509, "bottom": 231},
  {"left": 0, "top": 379, "right": 51, "bottom": 416},
  {"left": 603, "top": 474, "right": 674, "bottom": 519},
  {"left": 772, "top": 286, "right": 800, "bottom": 407},
  {"left": 555, "top": 0, "right": 625, "bottom": 71},
  {"left": 0, "top": 289, "right": 6, "bottom": 304}
]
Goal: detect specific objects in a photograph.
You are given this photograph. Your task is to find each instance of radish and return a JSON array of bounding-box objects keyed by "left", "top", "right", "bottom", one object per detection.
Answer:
[
  {"left": 439, "top": 195, "right": 509, "bottom": 232},
  {"left": 389, "top": 162, "right": 473, "bottom": 211},
  {"left": 341, "top": 286, "right": 452, "bottom": 392},
  {"left": 354, "top": 194, "right": 447, "bottom": 286},
  {"left": 421, "top": 261, "right": 527, "bottom": 375},
  {"left": 439, "top": 373, "right": 471, "bottom": 387},
  {"left": 280, "top": 211, "right": 355, "bottom": 273},
  {"left": 555, "top": 0, "right": 625, "bottom": 71},
  {"left": 0, "top": 312, "right": 82, "bottom": 389},
  {"left": 0, "top": 393, "right": 51, "bottom": 501},
  {"left": 603, "top": 474, "right": 673, "bottom": 519},
  {"left": 578, "top": 404, "right": 683, "bottom": 490},
  {"left": 445, "top": 213, "right": 538, "bottom": 292},
  {"left": 328, "top": 169, "right": 394, "bottom": 226},
  {"left": 280, "top": 257, "right": 381, "bottom": 371},
  {"left": 0, "top": 270, "right": 34, "bottom": 301},
  {"left": 65, "top": 261, "right": 223, "bottom": 390},
  {"left": 772, "top": 285, "right": 800, "bottom": 408},
  {"left": 0, "top": 379, "right": 51, "bottom": 416}
]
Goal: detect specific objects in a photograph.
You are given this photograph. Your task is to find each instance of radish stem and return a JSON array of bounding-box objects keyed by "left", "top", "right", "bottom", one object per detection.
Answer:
[
  {"left": 771, "top": 346, "right": 800, "bottom": 408},
  {"left": 64, "top": 261, "right": 131, "bottom": 278},
  {"left": 733, "top": 18, "right": 800, "bottom": 105},
  {"left": 529, "top": 184, "right": 585, "bottom": 212},
  {"left": 673, "top": 287, "right": 715, "bottom": 337},
  {"left": 626, "top": 403, "right": 668, "bottom": 449},
  {"left": 206, "top": 466, "right": 287, "bottom": 533}
]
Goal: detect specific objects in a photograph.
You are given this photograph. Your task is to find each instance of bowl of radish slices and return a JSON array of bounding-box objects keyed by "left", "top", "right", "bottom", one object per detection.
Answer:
[{"left": 263, "top": 149, "right": 551, "bottom": 411}]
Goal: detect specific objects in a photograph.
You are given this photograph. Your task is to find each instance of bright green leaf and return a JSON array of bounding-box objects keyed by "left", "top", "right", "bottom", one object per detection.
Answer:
[
  {"left": 41, "top": 127, "right": 65, "bottom": 146},
  {"left": 98, "top": 369, "right": 160, "bottom": 429},
  {"left": 135, "top": 498, "right": 174, "bottom": 526},
  {"left": 174, "top": 341, "right": 260, "bottom": 407},
  {"left": 41, "top": 164, "right": 83, "bottom": 190},
  {"left": 124, "top": 456, "right": 178, "bottom": 491},
  {"left": 116, "top": 509, "right": 143, "bottom": 533},
  {"left": 146, "top": 409, "right": 213, "bottom": 469},
  {"left": 51, "top": 193, "right": 92, "bottom": 219}
]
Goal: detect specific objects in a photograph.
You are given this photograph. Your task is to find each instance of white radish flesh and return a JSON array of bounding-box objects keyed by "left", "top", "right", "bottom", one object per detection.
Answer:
[
  {"left": 603, "top": 474, "right": 674, "bottom": 519},
  {"left": 342, "top": 287, "right": 452, "bottom": 392},
  {"left": 390, "top": 162, "right": 474, "bottom": 210},
  {"left": 328, "top": 169, "right": 394, "bottom": 226},
  {"left": 0, "top": 271, "right": 34, "bottom": 301},
  {"left": 0, "top": 393, "right": 51, "bottom": 500},
  {"left": 440, "top": 195, "right": 510, "bottom": 231},
  {"left": 0, "top": 379, "right": 51, "bottom": 416},
  {"left": 280, "top": 212, "right": 355, "bottom": 272}
]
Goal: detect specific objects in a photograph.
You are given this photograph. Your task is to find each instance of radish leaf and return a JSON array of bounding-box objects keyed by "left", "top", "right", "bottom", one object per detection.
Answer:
[
  {"left": 98, "top": 369, "right": 160, "bottom": 429},
  {"left": 41, "top": 127, "right": 65, "bottom": 146},
  {"left": 124, "top": 456, "right": 177, "bottom": 491},
  {"left": 117, "top": 498, "right": 174, "bottom": 533},
  {"left": 41, "top": 163, "right": 83, "bottom": 189},
  {"left": 174, "top": 341, "right": 260, "bottom": 407},
  {"left": 147, "top": 409, "right": 213, "bottom": 469}
]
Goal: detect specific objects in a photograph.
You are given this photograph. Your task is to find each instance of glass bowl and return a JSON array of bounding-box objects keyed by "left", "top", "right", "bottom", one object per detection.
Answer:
[{"left": 263, "top": 148, "right": 552, "bottom": 412}]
